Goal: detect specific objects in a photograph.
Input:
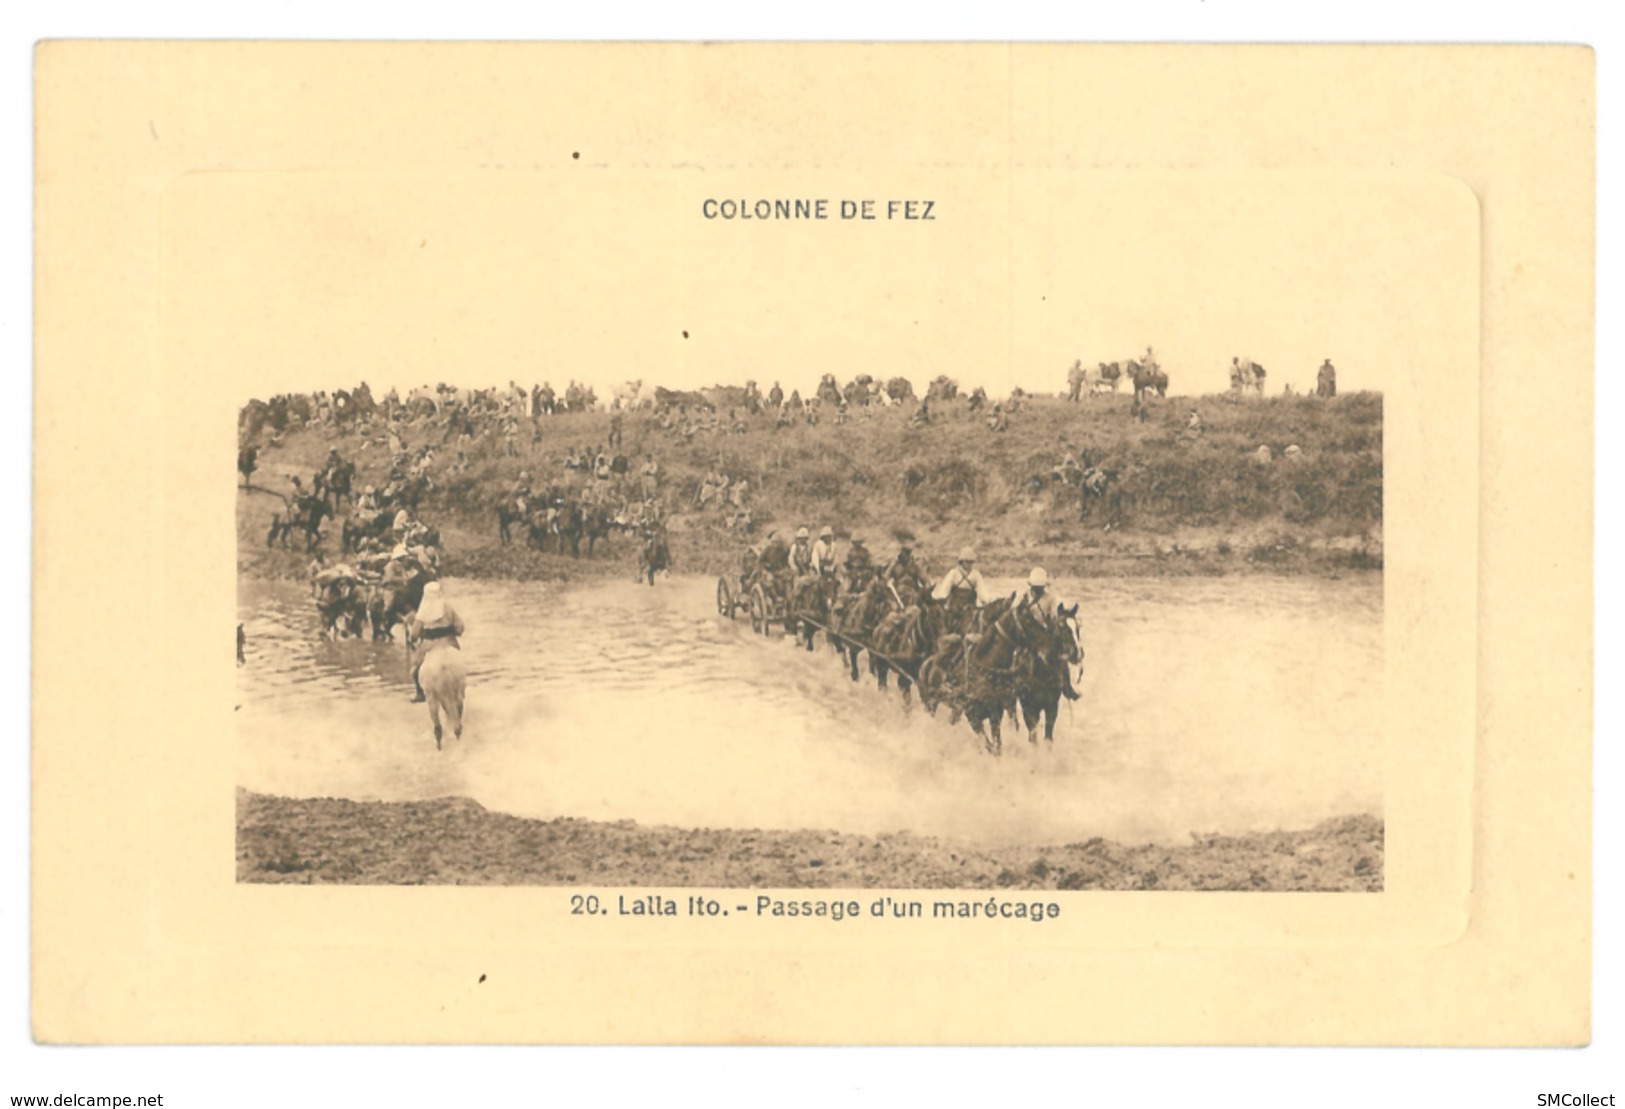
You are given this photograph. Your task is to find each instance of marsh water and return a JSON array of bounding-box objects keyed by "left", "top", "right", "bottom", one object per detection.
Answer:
[{"left": 237, "top": 573, "right": 1381, "bottom": 847}]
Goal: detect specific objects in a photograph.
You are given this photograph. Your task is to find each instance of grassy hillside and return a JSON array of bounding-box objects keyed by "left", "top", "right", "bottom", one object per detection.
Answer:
[{"left": 238, "top": 390, "right": 1382, "bottom": 581}]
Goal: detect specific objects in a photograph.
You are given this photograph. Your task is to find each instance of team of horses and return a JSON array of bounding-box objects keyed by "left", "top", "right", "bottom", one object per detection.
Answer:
[
  {"left": 744, "top": 571, "right": 1082, "bottom": 755},
  {"left": 1067, "top": 359, "right": 1170, "bottom": 403},
  {"left": 314, "top": 561, "right": 433, "bottom": 643},
  {"left": 495, "top": 490, "right": 624, "bottom": 558}
]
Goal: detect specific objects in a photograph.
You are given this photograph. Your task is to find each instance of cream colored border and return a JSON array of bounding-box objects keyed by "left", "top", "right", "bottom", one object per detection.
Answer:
[{"left": 33, "top": 43, "right": 1590, "bottom": 1045}]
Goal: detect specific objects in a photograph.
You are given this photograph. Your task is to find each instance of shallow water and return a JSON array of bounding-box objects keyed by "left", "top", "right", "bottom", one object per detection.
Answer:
[{"left": 238, "top": 573, "right": 1381, "bottom": 846}]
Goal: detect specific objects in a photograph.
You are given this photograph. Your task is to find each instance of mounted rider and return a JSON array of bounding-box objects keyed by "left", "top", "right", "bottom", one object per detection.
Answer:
[
  {"left": 882, "top": 542, "right": 929, "bottom": 605},
  {"left": 1015, "top": 567, "right": 1081, "bottom": 701},
  {"left": 758, "top": 529, "right": 792, "bottom": 598},
  {"left": 738, "top": 543, "right": 762, "bottom": 594},
  {"left": 810, "top": 526, "right": 838, "bottom": 575},
  {"left": 789, "top": 527, "right": 815, "bottom": 577},
  {"left": 408, "top": 581, "right": 464, "bottom": 703},
  {"left": 933, "top": 547, "right": 989, "bottom": 635},
  {"left": 842, "top": 537, "right": 874, "bottom": 596}
]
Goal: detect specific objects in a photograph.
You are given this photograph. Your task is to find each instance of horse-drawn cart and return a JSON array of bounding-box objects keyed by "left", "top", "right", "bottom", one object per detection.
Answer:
[
  {"left": 748, "top": 578, "right": 797, "bottom": 636},
  {"left": 715, "top": 570, "right": 796, "bottom": 636},
  {"left": 716, "top": 574, "right": 744, "bottom": 619}
]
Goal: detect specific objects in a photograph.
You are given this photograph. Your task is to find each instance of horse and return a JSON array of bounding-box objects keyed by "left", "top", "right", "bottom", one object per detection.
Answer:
[
  {"left": 495, "top": 498, "right": 531, "bottom": 546},
  {"left": 917, "top": 594, "right": 1014, "bottom": 718},
  {"left": 635, "top": 529, "right": 671, "bottom": 585},
  {"left": 315, "top": 581, "right": 369, "bottom": 639},
  {"left": 831, "top": 578, "right": 896, "bottom": 683},
  {"left": 787, "top": 573, "right": 835, "bottom": 651},
  {"left": 554, "top": 501, "right": 613, "bottom": 559},
  {"left": 1090, "top": 362, "right": 1124, "bottom": 394},
  {"left": 237, "top": 445, "right": 258, "bottom": 488},
  {"left": 342, "top": 510, "right": 394, "bottom": 554},
  {"left": 867, "top": 591, "right": 945, "bottom": 707},
  {"left": 412, "top": 633, "right": 466, "bottom": 751},
  {"left": 318, "top": 460, "right": 356, "bottom": 512},
  {"left": 1016, "top": 603, "right": 1082, "bottom": 745},
  {"left": 885, "top": 377, "right": 916, "bottom": 405},
  {"left": 267, "top": 496, "right": 331, "bottom": 553},
  {"left": 390, "top": 474, "right": 432, "bottom": 512},
  {"left": 612, "top": 379, "right": 643, "bottom": 410},
  {"left": 954, "top": 599, "right": 1053, "bottom": 755},
  {"left": 366, "top": 568, "right": 431, "bottom": 642},
  {"left": 653, "top": 386, "right": 710, "bottom": 410},
  {"left": 1131, "top": 361, "right": 1169, "bottom": 401}
]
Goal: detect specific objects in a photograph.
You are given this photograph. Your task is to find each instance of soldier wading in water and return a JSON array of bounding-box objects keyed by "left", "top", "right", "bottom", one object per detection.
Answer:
[{"left": 409, "top": 581, "right": 464, "bottom": 703}]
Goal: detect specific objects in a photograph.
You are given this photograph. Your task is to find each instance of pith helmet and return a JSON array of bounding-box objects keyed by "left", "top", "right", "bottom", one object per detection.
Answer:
[
  {"left": 820, "top": 526, "right": 833, "bottom": 539},
  {"left": 959, "top": 547, "right": 976, "bottom": 562},
  {"left": 795, "top": 527, "right": 810, "bottom": 540},
  {"left": 852, "top": 536, "right": 866, "bottom": 545},
  {"left": 1028, "top": 567, "right": 1049, "bottom": 587}
]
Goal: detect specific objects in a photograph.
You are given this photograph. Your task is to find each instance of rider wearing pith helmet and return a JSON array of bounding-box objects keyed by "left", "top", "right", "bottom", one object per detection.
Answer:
[
  {"left": 1022, "top": 566, "right": 1081, "bottom": 701},
  {"left": 933, "top": 547, "right": 988, "bottom": 633},
  {"left": 810, "top": 526, "right": 838, "bottom": 576}
]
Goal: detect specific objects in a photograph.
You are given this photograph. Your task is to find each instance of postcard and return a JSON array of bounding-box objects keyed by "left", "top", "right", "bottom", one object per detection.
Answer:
[{"left": 32, "top": 42, "right": 1591, "bottom": 1044}]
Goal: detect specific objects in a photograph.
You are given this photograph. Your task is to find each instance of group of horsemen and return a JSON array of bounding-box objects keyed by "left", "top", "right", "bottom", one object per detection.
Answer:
[
  {"left": 740, "top": 527, "right": 1082, "bottom": 703},
  {"left": 302, "top": 446, "right": 444, "bottom": 636}
]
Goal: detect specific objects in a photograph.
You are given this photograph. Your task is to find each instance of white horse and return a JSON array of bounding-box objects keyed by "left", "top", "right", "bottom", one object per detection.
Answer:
[
  {"left": 418, "top": 643, "right": 466, "bottom": 750},
  {"left": 612, "top": 379, "right": 643, "bottom": 411}
]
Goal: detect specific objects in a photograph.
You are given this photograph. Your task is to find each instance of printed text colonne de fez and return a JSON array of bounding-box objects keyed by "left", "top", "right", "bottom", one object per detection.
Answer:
[{"left": 702, "top": 198, "right": 936, "bottom": 221}]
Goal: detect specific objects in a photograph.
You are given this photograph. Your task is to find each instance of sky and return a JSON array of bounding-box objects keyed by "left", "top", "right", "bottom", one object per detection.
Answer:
[{"left": 168, "top": 167, "right": 1474, "bottom": 404}]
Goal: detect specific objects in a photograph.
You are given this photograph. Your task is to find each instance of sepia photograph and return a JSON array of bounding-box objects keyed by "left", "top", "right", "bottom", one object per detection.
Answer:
[
  {"left": 31, "top": 37, "right": 1591, "bottom": 1055},
  {"left": 226, "top": 170, "right": 1400, "bottom": 892}
]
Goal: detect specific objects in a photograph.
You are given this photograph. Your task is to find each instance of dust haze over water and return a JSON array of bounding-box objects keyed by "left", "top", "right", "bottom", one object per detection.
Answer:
[{"left": 238, "top": 574, "right": 1381, "bottom": 848}]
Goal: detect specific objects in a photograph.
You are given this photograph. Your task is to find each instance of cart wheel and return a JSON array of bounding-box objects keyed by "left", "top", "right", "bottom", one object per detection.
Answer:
[
  {"left": 750, "top": 585, "right": 767, "bottom": 635},
  {"left": 716, "top": 577, "right": 733, "bottom": 618}
]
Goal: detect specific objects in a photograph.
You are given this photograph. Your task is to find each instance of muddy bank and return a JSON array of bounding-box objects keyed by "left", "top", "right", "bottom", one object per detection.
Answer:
[{"left": 237, "top": 790, "right": 1382, "bottom": 891}]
